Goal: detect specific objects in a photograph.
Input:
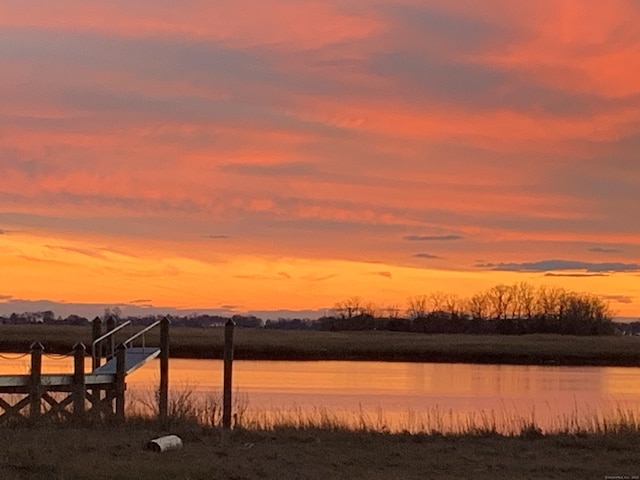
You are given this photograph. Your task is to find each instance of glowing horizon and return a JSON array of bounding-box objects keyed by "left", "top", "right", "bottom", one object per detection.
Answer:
[{"left": 1, "top": 0, "right": 639, "bottom": 318}]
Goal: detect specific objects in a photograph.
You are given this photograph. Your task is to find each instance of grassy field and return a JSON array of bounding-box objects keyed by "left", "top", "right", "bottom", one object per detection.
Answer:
[
  {"left": 2, "top": 323, "right": 640, "bottom": 366},
  {"left": 1, "top": 422, "right": 639, "bottom": 480}
]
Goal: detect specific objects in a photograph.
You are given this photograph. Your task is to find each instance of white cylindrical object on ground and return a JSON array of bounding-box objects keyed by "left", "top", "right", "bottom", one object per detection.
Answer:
[{"left": 147, "top": 435, "right": 183, "bottom": 453}]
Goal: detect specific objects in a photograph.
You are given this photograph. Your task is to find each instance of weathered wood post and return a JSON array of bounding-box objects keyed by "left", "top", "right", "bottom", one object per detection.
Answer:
[
  {"left": 73, "top": 342, "right": 86, "bottom": 420},
  {"left": 222, "top": 319, "right": 235, "bottom": 430},
  {"left": 29, "top": 342, "right": 43, "bottom": 421},
  {"left": 106, "top": 315, "right": 116, "bottom": 359},
  {"left": 159, "top": 316, "right": 170, "bottom": 424},
  {"left": 115, "top": 343, "right": 126, "bottom": 421},
  {"left": 90, "top": 317, "right": 103, "bottom": 419},
  {"left": 91, "top": 316, "right": 102, "bottom": 370}
]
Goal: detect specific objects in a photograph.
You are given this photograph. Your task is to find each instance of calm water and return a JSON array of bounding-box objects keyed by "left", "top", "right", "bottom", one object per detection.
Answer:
[{"left": 3, "top": 354, "right": 640, "bottom": 433}]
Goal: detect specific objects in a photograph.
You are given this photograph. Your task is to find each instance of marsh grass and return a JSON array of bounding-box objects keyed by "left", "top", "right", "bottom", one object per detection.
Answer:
[
  {"left": 5, "top": 388, "right": 640, "bottom": 480},
  {"left": 4, "top": 324, "right": 640, "bottom": 365},
  {"left": 238, "top": 403, "right": 640, "bottom": 438},
  {"left": 124, "top": 385, "right": 640, "bottom": 438},
  {"left": 129, "top": 383, "right": 249, "bottom": 428}
]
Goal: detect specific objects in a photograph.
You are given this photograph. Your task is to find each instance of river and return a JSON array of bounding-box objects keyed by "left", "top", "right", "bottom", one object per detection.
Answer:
[{"left": 3, "top": 354, "right": 640, "bottom": 433}]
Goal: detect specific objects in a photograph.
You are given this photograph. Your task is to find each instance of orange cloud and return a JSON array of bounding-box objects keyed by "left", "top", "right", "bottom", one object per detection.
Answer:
[
  {"left": 2, "top": 1, "right": 639, "bottom": 316},
  {"left": 0, "top": 1, "right": 383, "bottom": 49}
]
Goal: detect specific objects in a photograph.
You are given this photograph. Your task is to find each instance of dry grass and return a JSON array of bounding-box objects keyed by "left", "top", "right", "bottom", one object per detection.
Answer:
[
  {"left": 4, "top": 385, "right": 640, "bottom": 479},
  {"left": 123, "top": 385, "right": 640, "bottom": 437},
  {"left": 1, "top": 421, "right": 640, "bottom": 480}
]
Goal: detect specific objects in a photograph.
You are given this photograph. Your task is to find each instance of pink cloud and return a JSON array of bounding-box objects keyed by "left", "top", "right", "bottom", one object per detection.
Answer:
[
  {"left": 0, "top": 1, "right": 383, "bottom": 49},
  {"left": 1, "top": 0, "right": 639, "bottom": 316}
]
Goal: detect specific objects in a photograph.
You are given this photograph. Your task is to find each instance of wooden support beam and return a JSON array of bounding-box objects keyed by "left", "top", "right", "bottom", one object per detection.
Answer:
[
  {"left": 106, "top": 316, "right": 116, "bottom": 358},
  {"left": 223, "top": 319, "right": 235, "bottom": 430},
  {"left": 29, "top": 342, "right": 43, "bottom": 422},
  {"left": 42, "top": 392, "right": 73, "bottom": 420},
  {"left": 159, "top": 316, "right": 169, "bottom": 424},
  {"left": 115, "top": 343, "right": 126, "bottom": 421},
  {"left": 92, "top": 317, "right": 102, "bottom": 370},
  {"left": 73, "top": 342, "right": 86, "bottom": 420},
  {"left": 0, "top": 395, "right": 30, "bottom": 424}
]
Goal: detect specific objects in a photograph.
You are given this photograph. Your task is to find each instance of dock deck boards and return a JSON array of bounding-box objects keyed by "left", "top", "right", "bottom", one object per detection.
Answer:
[{"left": 92, "top": 347, "right": 161, "bottom": 375}]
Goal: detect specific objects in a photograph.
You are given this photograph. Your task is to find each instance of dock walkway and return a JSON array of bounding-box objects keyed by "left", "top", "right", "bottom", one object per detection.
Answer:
[{"left": 0, "top": 317, "right": 168, "bottom": 424}]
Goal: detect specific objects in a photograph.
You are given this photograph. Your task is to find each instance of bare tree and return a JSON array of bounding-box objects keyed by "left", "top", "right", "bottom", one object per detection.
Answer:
[
  {"left": 536, "top": 285, "right": 565, "bottom": 318},
  {"left": 444, "top": 293, "right": 462, "bottom": 317},
  {"left": 385, "top": 304, "right": 402, "bottom": 319},
  {"left": 467, "top": 293, "right": 491, "bottom": 320},
  {"left": 513, "top": 282, "right": 535, "bottom": 319},
  {"left": 428, "top": 291, "right": 448, "bottom": 312},
  {"left": 406, "top": 295, "right": 429, "bottom": 319},
  {"left": 333, "top": 297, "right": 364, "bottom": 319},
  {"left": 361, "top": 301, "right": 380, "bottom": 318},
  {"left": 486, "top": 284, "right": 515, "bottom": 319}
]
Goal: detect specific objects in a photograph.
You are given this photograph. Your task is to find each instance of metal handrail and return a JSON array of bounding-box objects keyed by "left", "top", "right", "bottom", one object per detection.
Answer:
[
  {"left": 123, "top": 320, "right": 162, "bottom": 351},
  {"left": 91, "top": 320, "right": 132, "bottom": 365}
]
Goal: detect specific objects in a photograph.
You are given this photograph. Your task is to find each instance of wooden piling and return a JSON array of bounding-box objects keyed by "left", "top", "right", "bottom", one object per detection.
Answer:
[
  {"left": 222, "top": 319, "right": 235, "bottom": 430},
  {"left": 106, "top": 316, "right": 116, "bottom": 359},
  {"left": 90, "top": 317, "right": 103, "bottom": 419},
  {"left": 73, "top": 342, "right": 86, "bottom": 419},
  {"left": 29, "top": 342, "right": 43, "bottom": 421},
  {"left": 91, "top": 317, "right": 102, "bottom": 370},
  {"left": 159, "top": 317, "right": 170, "bottom": 424},
  {"left": 115, "top": 343, "right": 126, "bottom": 421}
]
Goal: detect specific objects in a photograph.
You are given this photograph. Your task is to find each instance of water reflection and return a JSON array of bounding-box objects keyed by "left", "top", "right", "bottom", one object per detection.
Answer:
[
  {"left": 127, "top": 360, "right": 640, "bottom": 432},
  {"left": 2, "top": 354, "right": 639, "bottom": 433}
]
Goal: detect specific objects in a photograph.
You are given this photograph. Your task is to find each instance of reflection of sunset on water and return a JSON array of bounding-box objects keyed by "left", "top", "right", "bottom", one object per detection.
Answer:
[{"left": 4, "top": 354, "right": 639, "bottom": 433}]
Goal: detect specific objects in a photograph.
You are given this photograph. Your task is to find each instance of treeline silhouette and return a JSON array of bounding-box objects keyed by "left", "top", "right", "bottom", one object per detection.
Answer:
[
  {"left": 1, "top": 282, "right": 617, "bottom": 336},
  {"left": 314, "top": 282, "right": 614, "bottom": 335}
]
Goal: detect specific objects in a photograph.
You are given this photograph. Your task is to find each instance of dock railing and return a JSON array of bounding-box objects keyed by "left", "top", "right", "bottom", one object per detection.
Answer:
[
  {"left": 91, "top": 320, "right": 131, "bottom": 368},
  {"left": 122, "top": 319, "right": 162, "bottom": 351}
]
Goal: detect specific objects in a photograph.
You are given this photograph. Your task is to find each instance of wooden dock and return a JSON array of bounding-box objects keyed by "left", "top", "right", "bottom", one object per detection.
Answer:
[{"left": 0, "top": 317, "right": 169, "bottom": 424}]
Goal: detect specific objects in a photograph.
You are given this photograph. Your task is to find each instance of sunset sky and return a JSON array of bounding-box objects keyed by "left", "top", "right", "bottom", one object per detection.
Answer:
[{"left": 1, "top": 0, "right": 639, "bottom": 319}]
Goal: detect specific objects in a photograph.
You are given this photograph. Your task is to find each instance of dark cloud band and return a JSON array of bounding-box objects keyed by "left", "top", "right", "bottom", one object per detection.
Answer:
[
  {"left": 478, "top": 259, "right": 640, "bottom": 273},
  {"left": 404, "top": 234, "right": 462, "bottom": 241}
]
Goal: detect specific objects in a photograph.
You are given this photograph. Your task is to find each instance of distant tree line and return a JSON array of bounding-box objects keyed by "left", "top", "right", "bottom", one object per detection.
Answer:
[
  {"left": 0, "top": 311, "right": 263, "bottom": 329},
  {"left": 321, "top": 283, "right": 616, "bottom": 335},
  {"left": 0, "top": 282, "right": 621, "bottom": 336}
]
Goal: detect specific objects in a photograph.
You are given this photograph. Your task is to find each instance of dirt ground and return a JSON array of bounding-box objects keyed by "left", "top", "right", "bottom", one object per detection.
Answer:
[{"left": 0, "top": 425, "right": 638, "bottom": 480}]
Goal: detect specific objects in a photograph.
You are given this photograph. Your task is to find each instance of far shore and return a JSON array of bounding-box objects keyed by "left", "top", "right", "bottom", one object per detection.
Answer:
[{"left": 2, "top": 324, "right": 640, "bottom": 367}]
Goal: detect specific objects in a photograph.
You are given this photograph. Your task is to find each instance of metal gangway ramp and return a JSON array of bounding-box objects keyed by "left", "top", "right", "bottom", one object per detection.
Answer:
[{"left": 92, "top": 320, "right": 162, "bottom": 375}]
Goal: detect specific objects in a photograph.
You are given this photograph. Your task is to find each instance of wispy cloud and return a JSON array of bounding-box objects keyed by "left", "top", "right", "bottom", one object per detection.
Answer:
[
  {"left": 301, "top": 273, "right": 338, "bottom": 282},
  {"left": 203, "top": 234, "right": 230, "bottom": 239},
  {"left": 234, "top": 273, "right": 290, "bottom": 281},
  {"left": 404, "top": 235, "right": 462, "bottom": 242},
  {"left": 234, "top": 274, "right": 270, "bottom": 281},
  {"left": 220, "top": 304, "right": 240, "bottom": 311},
  {"left": 220, "top": 161, "right": 319, "bottom": 177},
  {"left": 599, "top": 294, "right": 633, "bottom": 304},
  {"left": 544, "top": 273, "right": 609, "bottom": 278},
  {"left": 479, "top": 259, "right": 640, "bottom": 273},
  {"left": 46, "top": 245, "right": 107, "bottom": 259},
  {"left": 369, "top": 271, "right": 392, "bottom": 279},
  {"left": 589, "top": 247, "right": 622, "bottom": 254},
  {"left": 413, "top": 253, "right": 440, "bottom": 259}
]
